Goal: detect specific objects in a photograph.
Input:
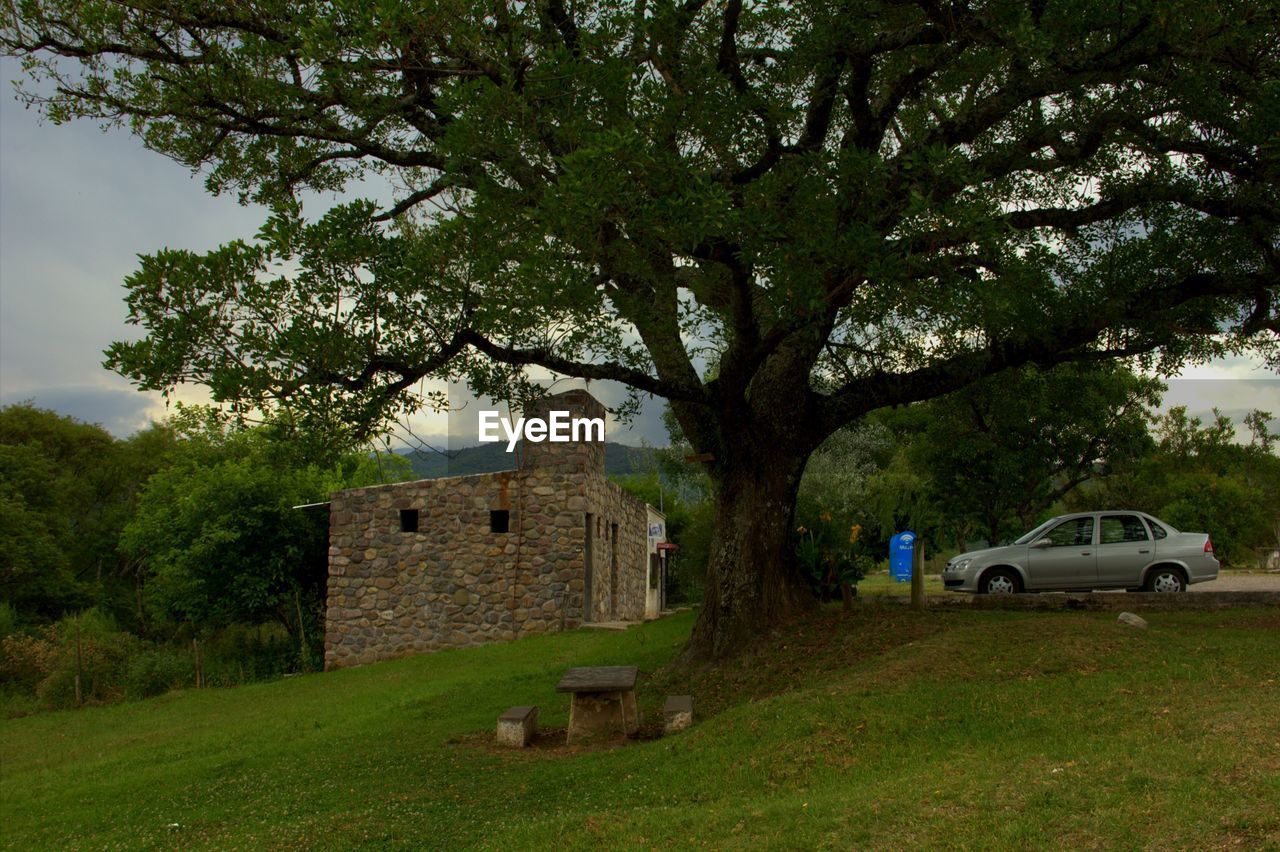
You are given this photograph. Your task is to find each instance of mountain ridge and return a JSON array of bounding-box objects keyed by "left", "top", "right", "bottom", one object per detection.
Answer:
[{"left": 395, "top": 441, "right": 660, "bottom": 479}]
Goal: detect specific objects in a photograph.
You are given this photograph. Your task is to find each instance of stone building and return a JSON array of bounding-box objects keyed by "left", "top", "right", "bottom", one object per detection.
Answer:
[{"left": 323, "top": 390, "right": 654, "bottom": 670}]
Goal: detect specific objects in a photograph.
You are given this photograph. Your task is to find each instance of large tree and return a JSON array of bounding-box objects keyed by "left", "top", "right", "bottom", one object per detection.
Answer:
[{"left": 5, "top": 1, "right": 1278, "bottom": 658}]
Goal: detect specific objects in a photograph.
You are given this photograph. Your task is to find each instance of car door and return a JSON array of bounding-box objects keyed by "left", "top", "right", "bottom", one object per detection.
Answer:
[
  {"left": 1145, "top": 515, "right": 1171, "bottom": 557},
  {"left": 1025, "top": 516, "right": 1097, "bottom": 590},
  {"left": 1096, "top": 514, "right": 1152, "bottom": 589}
]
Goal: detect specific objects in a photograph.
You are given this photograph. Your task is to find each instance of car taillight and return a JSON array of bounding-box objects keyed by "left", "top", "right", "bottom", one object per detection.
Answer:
[{"left": 1204, "top": 538, "right": 1214, "bottom": 554}]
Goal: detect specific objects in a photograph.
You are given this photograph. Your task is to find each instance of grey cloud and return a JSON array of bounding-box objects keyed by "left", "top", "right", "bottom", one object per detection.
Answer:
[
  {"left": 0, "top": 384, "right": 165, "bottom": 437},
  {"left": 2, "top": 57, "right": 393, "bottom": 426},
  {"left": 1160, "top": 379, "right": 1280, "bottom": 424},
  {"left": 1, "top": 58, "right": 272, "bottom": 397}
]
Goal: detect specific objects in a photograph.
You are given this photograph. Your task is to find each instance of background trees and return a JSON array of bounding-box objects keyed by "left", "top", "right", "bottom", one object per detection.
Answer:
[
  {"left": 1, "top": 384, "right": 1276, "bottom": 713},
  {"left": 0, "top": 405, "right": 176, "bottom": 620},
  {"left": 797, "top": 367, "right": 1278, "bottom": 566},
  {"left": 120, "top": 412, "right": 409, "bottom": 663},
  {"left": 0, "top": 404, "right": 409, "bottom": 709},
  {"left": 1070, "top": 407, "right": 1280, "bottom": 564},
  {"left": 894, "top": 363, "right": 1163, "bottom": 547}
]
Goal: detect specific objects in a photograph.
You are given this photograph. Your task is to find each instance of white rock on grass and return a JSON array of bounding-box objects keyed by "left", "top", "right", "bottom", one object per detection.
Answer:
[{"left": 1117, "top": 612, "right": 1148, "bottom": 629}]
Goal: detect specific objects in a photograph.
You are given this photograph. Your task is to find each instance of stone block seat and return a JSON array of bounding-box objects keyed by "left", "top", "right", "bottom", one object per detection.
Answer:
[
  {"left": 556, "top": 665, "right": 638, "bottom": 744},
  {"left": 496, "top": 705, "right": 538, "bottom": 747},
  {"left": 663, "top": 695, "right": 693, "bottom": 734}
]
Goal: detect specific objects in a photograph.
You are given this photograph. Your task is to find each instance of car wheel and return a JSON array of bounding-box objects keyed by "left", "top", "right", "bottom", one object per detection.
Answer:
[
  {"left": 1144, "top": 567, "right": 1186, "bottom": 593},
  {"left": 979, "top": 568, "right": 1021, "bottom": 595}
]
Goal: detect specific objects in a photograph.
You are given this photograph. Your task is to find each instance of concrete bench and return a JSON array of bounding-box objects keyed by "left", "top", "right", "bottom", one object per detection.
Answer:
[
  {"left": 556, "top": 666, "right": 639, "bottom": 744},
  {"left": 664, "top": 695, "right": 693, "bottom": 734},
  {"left": 496, "top": 705, "right": 538, "bottom": 747}
]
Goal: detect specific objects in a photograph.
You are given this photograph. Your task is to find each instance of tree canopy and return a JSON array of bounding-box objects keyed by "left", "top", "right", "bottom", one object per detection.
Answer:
[{"left": 5, "top": 0, "right": 1278, "bottom": 656}]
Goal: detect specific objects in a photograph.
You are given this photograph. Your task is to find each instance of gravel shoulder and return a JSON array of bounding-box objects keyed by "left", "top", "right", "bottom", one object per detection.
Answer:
[{"left": 1190, "top": 573, "right": 1280, "bottom": 592}]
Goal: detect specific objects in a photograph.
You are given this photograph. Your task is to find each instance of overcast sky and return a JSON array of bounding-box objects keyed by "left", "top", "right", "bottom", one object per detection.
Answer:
[{"left": 1, "top": 57, "right": 1275, "bottom": 447}]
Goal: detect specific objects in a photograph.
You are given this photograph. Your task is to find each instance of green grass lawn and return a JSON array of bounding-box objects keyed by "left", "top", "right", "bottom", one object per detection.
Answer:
[
  {"left": 856, "top": 571, "right": 945, "bottom": 596},
  {"left": 3, "top": 605, "right": 1278, "bottom": 850}
]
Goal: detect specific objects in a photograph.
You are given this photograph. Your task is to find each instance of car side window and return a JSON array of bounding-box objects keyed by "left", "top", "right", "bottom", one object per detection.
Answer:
[
  {"left": 1100, "top": 515, "right": 1149, "bottom": 544},
  {"left": 1045, "top": 517, "right": 1094, "bottom": 547},
  {"left": 1146, "top": 519, "right": 1168, "bottom": 540}
]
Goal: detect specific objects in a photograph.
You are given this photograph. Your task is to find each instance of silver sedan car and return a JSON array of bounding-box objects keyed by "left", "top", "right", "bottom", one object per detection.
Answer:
[{"left": 943, "top": 511, "right": 1219, "bottom": 594}]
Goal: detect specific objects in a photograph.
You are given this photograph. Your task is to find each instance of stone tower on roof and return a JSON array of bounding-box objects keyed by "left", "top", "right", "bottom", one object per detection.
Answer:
[{"left": 518, "top": 389, "right": 607, "bottom": 475}]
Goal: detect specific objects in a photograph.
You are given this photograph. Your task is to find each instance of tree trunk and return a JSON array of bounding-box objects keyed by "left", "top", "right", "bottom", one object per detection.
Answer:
[{"left": 682, "top": 440, "right": 815, "bottom": 662}]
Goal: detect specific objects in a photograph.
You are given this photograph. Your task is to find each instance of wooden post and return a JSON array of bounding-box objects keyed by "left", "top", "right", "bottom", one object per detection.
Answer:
[
  {"left": 295, "top": 588, "right": 309, "bottom": 672},
  {"left": 911, "top": 537, "right": 925, "bottom": 611},
  {"left": 74, "top": 617, "right": 84, "bottom": 706},
  {"left": 193, "top": 638, "right": 203, "bottom": 689}
]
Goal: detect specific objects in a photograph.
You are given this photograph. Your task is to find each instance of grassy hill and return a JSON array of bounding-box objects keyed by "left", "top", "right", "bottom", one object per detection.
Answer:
[
  {"left": 399, "top": 442, "right": 660, "bottom": 479},
  {"left": 2, "top": 606, "right": 1278, "bottom": 849}
]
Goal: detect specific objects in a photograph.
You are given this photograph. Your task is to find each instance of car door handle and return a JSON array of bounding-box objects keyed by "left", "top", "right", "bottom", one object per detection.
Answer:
[
  {"left": 1080, "top": 551, "right": 1091, "bottom": 556},
  {"left": 1138, "top": 549, "right": 1150, "bottom": 554}
]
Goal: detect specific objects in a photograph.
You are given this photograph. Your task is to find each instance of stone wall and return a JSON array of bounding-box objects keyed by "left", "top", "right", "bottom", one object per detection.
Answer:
[
  {"left": 324, "top": 390, "right": 650, "bottom": 669},
  {"left": 582, "top": 477, "right": 648, "bottom": 623},
  {"left": 325, "top": 471, "right": 578, "bottom": 668}
]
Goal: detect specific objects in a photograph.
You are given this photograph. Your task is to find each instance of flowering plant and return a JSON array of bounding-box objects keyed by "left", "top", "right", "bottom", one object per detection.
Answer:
[{"left": 795, "top": 512, "right": 868, "bottom": 601}]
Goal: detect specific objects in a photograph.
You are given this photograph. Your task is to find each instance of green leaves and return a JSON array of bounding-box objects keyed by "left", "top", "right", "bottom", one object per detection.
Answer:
[
  {"left": 119, "top": 416, "right": 410, "bottom": 632},
  {"left": 0, "top": 405, "right": 177, "bottom": 621},
  {"left": 6, "top": 0, "right": 1275, "bottom": 441}
]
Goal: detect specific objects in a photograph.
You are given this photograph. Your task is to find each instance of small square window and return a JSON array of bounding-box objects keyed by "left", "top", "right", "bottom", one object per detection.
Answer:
[
  {"left": 490, "top": 510, "right": 510, "bottom": 533},
  {"left": 399, "top": 509, "right": 419, "bottom": 533}
]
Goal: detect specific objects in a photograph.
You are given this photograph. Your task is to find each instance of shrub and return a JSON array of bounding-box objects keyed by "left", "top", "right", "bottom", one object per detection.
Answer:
[
  {"left": 0, "top": 631, "right": 58, "bottom": 691},
  {"left": 200, "top": 623, "right": 297, "bottom": 687},
  {"left": 0, "top": 684, "right": 42, "bottom": 718},
  {"left": 123, "top": 647, "right": 194, "bottom": 699},
  {"left": 0, "top": 601, "right": 18, "bottom": 639},
  {"left": 795, "top": 513, "right": 868, "bottom": 602},
  {"left": 2, "top": 614, "right": 311, "bottom": 714},
  {"left": 36, "top": 610, "right": 142, "bottom": 708}
]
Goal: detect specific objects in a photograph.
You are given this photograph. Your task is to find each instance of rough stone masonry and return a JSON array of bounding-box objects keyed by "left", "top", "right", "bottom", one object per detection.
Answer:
[{"left": 323, "top": 390, "right": 650, "bottom": 669}]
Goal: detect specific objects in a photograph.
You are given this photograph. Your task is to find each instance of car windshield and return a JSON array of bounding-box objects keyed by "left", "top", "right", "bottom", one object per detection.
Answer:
[{"left": 1012, "top": 518, "right": 1060, "bottom": 545}]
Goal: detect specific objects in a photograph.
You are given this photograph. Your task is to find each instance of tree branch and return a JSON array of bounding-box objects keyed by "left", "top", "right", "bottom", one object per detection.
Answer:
[
  {"left": 457, "top": 331, "right": 706, "bottom": 402},
  {"left": 817, "top": 269, "right": 1276, "bottom": 435}
]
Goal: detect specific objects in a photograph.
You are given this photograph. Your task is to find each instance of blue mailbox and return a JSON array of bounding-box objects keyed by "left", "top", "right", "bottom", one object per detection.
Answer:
[{"left": 890, "top": 532, "right": 916, "bottom": 583}]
